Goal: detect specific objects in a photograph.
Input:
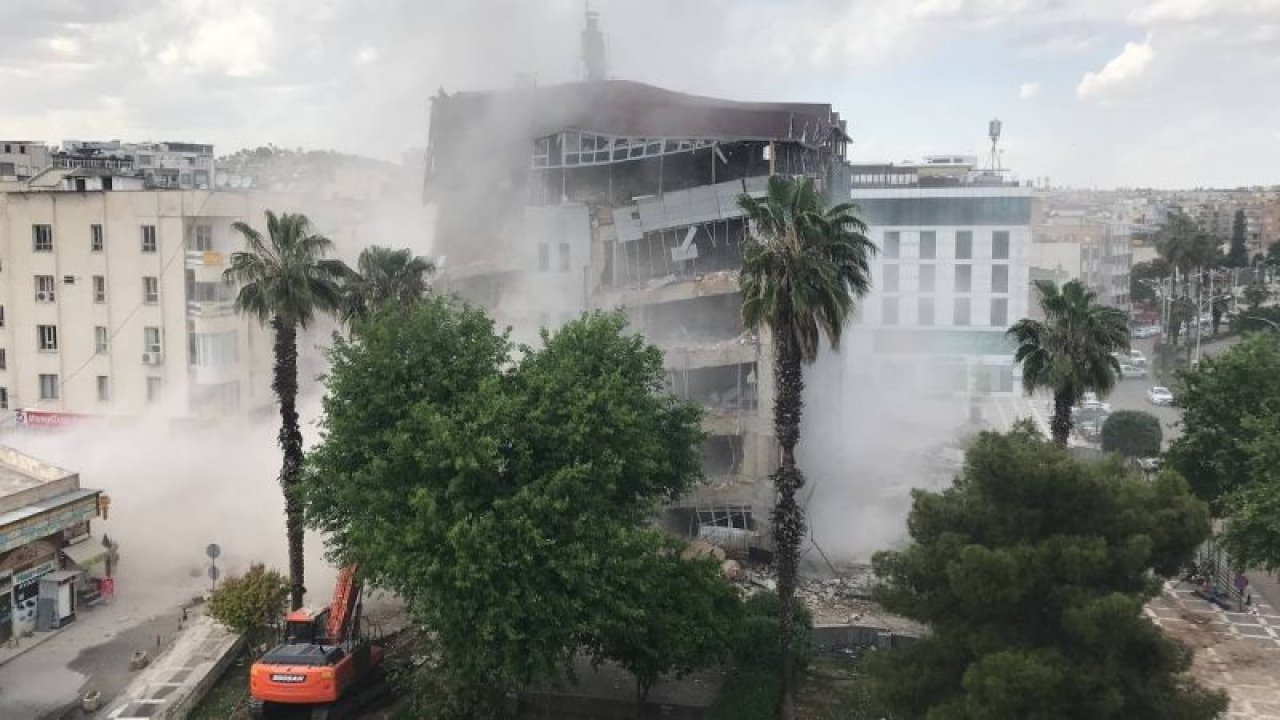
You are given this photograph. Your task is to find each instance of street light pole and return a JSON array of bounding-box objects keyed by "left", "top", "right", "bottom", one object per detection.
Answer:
[{"left": 1242, "top": 315, "right": 1280, "bottom": 331}]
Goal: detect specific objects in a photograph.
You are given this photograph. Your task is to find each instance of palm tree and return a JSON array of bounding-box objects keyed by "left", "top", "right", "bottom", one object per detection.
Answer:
[
  {"left": 224, "top": 211, "right": 349, "bottom": 610},
  {"left": 340, "top": 245, "right": 434, "bottom": 326},
  {"left": 737, "top": 175, "right": 874, "bottom": 719},
  {"left": 1007, "top": 279, "right": 1130, "bottom": 447}
]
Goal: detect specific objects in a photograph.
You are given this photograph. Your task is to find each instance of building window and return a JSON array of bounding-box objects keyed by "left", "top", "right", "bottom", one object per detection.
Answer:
[
  {"left": 955, "top": 231, "right": 973, "bottom": 260},
  {"left": 0, "top": 305, "right": 4, "bottom": 327},
  {"left": 141, "top": 225, "right": 157, "bottom": 253},
  {"left": 918, "top": 298, "right": 935, "bottom": 326},
  {"left": 919, "top": 231, "right": 937, "bottom": 260},
  {"left": 39, "top": 373, "right": 59, "bottom": 400},
  {"left": 143, "top": 276, "right": 159, "bottom": 303},
  {"left": 882, "top": 297, "right": 899, "bottom": 326},
  {"left": 144, "top": 326, "right": 162, "bottom": 353},
  {"left": 990, "top": 298, "right": 1009, "bottom": 327},
  {"left": 38, "top": 324, "right": 58, "bottom": 351},
  {"left": 955, "top": 264, "right": 972, "bottom": 293},
  {"left": 146, "top": 377, "right": 163, "bottom": 404},
  {"left": 0, "top": 348, "right": 5, "bottom": 369},
  {"left": 0, "top": 386, "right": 7, "bottom": 409},
  {"left": 883, "top": 231, "right": 900, "bottom": 259},
  {"left": 193, "top": 225, "right": 213, "bottom": 251},
  {"left": 33, "top": 224, "right": 53, "bottom": 252},
  {"left": 992, "top": 231, "right": 1010, "bottom": 260},
  {"left": 93, "top": 275, "right": 106, "bottom": 303},
  {"left": 882, "top": 264, "right": 900, "bottom": 292},
  {"left": 35, "top": 275, "right": 56, "bottom": 302},
  {"left": 97, "top": 376, "right": 111, "bottom": 403},
  {"left": 538, "top": 243, "right": 550, "bottom": 271},
  {"left": 992, "top": 264, "right": 1009, "bottom": 293},
  {"left": 93, "top": 325, "right": 109, "bottom": 354},
  {"left": 919, "top": 264, "right": 935, "bottom": 293},
  {"left": 91, "top": 224, "right": 104, "bottom": 252},
  {"left": 953, "top": 298, "right": 971, "bottom": 326},
  {"left": 558, "top": 243, "right": 571, "bottom": 272}
]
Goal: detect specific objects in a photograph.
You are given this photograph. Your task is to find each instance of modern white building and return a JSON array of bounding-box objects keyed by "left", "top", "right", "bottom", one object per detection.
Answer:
[{"left": 843, "top": 163, "right": 1035, "bottom": 395}]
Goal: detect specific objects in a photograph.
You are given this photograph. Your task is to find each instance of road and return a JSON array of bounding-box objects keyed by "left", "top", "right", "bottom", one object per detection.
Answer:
[{"left": 1105, "top": 332, "right": 1241, "bottom": 448}]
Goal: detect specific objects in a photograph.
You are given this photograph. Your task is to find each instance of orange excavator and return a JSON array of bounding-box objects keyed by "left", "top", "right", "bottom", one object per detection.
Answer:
[{"left": 249, "top": 565, "right": 385, "bottom": 720}]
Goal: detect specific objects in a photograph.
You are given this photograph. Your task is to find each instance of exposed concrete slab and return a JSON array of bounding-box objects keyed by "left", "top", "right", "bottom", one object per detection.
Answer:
[{"left": 99, "top": 611, "right": 242, "bottom": 720}]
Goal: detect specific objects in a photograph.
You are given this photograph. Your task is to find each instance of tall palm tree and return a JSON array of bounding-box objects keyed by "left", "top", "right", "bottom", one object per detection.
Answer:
[
  {"left": 738, "top": 175, "right": 874, "bottom": 719},
  {"left": 224, "top": 211, "right": 349, "bottom": 610},
  {"left": 340, "top": 245, "right": 434, "bottom": 326},
  {"left": 1007, "top": 279, "right": 1130, "bottom": 447}
]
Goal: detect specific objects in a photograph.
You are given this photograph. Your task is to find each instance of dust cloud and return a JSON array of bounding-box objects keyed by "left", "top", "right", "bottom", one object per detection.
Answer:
[{"left": 4, "top": 393, "right": 341, "bottom": 614}]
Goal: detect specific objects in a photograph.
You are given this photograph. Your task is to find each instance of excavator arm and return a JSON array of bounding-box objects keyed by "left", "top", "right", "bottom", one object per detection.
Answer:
[{"left": 325, "top": 564, "right": 361, "bottom": 645}]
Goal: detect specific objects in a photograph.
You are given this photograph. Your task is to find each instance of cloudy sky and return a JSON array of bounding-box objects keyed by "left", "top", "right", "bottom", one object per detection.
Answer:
[{"left": 2, "top": 0, "right": 1278, "bottom": 188}]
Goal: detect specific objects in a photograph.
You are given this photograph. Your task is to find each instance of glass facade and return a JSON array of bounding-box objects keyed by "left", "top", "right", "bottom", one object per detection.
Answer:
[{"left": 856, "top": 196, "right": 1033, "bottom": 226}]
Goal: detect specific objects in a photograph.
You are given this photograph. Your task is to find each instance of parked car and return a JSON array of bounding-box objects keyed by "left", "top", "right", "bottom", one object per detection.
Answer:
[
  {"left": 1126, "top": 349, "right": 1147, "bottom": 367},
  {"left": 1147, "top": 386, "right": 1175, "bottom": 406},
  {"left": 1132, "top": 325, "right": 1160, "bottom": 339}
]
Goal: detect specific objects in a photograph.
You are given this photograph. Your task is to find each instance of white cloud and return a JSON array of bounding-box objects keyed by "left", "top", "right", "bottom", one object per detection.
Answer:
[
  {"left": 48, "top": 36, "right": 80, "bottom": 57},
  {"left": 1076, "top": 36, "right": 1154, "bottom": 98},
  {"left": 355, "top": 46, "right": 377, "bottom": 65},
  {"left": 1019, "top": 81, "right": 1040, "bottom": 98},
  {"left": 183, "top": 6, "right": 273, "bottom": 77}
]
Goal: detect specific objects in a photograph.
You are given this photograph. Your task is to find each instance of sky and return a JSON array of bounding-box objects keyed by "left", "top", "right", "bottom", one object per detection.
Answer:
[{"left": 2, "top": 0, "right": 1278, "bottom": 189}]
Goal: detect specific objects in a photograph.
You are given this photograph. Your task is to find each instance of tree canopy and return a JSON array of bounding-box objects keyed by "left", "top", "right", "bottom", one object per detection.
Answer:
[
  {"left": 301, "top": 299, "right": 733, "bottom": 713},
  {"left": 1101, "top": 410, "right": 1163, "bottom": 458},
  {"left": 207, "top": 564, "right": 290, "bottom": 649},
  {"left": 1130, "top": 258, "right": 1171, "bottom": 305},
  {"left": 868, "top": 427, "right": 1222, "bottom": 720},
  {"left": 1228, "top": 209, "right": 1249, "bottom": 268}
]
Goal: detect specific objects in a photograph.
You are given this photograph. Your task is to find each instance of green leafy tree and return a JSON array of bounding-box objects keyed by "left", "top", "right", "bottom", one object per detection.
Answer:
[
  {"left": 301, "top": 300, "right": 718, "bottom": 716},
  {"left": 207, "top": 564, "right": 290, "bottom": 650},
  {"left": 1228, "top": 209, "right": 1250, "bottom": 267},
  {"left": 225, "top": 211, "right": 349, "bottom": 610},
  {"left": 1237, "top": 306, "right": 1280, "bottom": 334},
  {"left": 1008, "top": 279, "right": 1129, "bottom": 447},
  {"left": 1243, "top": 282, "right": 1270, "bottom": 311},
  {"left": 1156, "top": 214, "right": 1220, "bottom": 345},
  {"left": 591, "top": 544, "right": 741, "bottom": 701},
  {"left": 1100, "top": 410, "right": 1163, "bottom": 458},
  {"left": 1167, "top": 332, "right": 1280, "bottom": 510},
  {"left": 1219, "top": 409, "right": 1280, "bottom": 571},
  {"left": 1130, "top": 258, "right": 1171, "bottom": 305},
  {"left": 867, "top": 427, "right": 1224, "bottom": 720},
  {"left": 340, "top": 245, "right": 434, "bottom": 326},
  {"left": 737, "top": 175, "right": 875, "bottom": 719}
]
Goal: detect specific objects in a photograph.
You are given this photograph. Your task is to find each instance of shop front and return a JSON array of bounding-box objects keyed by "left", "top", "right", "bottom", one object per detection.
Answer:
[{"left": 2, "top": 543, "right": 60, "bottom": 637}]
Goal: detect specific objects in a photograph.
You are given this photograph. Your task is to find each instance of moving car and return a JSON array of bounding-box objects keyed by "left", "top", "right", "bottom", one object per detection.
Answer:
[
  {"left": 1147, "top": 386, "right": 1175, "bottom": 406},
  {"left": 1131, "top": 325, "right": 1160, "bottom": 339},
  {"left": 1118, "top": 364, "right": 1147, "bottom": 380}
]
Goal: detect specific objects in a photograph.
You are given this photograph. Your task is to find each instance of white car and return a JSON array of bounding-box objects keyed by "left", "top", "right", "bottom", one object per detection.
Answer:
[
  {"left": 1147, "top": 386, "right": 1175, "bottom": 406},
  {"left": 1118, "top": 364, "right": 1147, "bottom": 380},
  {"left": 1126, "top": 349, "right": 1147, "bottom": 367},
  {"left": 1131, "top": 325, "right": 1160, "bottom": 339}
]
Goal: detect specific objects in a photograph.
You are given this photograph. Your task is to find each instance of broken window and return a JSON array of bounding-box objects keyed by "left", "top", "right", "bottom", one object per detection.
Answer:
[
  {"left": 612, "top": 218, "right": 747, "bottom": 288},
  {"left": 701, "top": 435, "right": 743, "bottom": 476},
  {"left": 696, "top": 506, "right": 756, "bottom": 531},
  {"left": 670, "top": 363, "right": 758, "bottom": 411}
]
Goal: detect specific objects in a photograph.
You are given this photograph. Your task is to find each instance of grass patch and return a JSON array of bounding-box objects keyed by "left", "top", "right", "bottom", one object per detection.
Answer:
[
  {"left": 188, "top": 651, "right": 251, "bottom": 720},
  {"left": 796, "top": 654, "right": 888, "bottom": 720}
]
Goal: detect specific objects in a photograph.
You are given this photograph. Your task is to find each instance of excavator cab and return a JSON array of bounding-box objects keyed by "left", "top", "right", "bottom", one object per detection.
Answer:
[{"left": 249, "top": 566, "right": 384, "bottom": 720}]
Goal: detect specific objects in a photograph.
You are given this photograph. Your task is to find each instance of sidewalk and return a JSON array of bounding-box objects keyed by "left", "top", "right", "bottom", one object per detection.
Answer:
[
  {"left": 0, "top": 622, "right": 68, "bottom": 669},
  {"left": 98, "top": 609, "right": 243, "bottom": 720}
]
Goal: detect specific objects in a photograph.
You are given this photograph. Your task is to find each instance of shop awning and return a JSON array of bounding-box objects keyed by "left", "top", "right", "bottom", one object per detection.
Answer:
[{"left": 61, "top": 539, "right": 107, "bottom": 567}]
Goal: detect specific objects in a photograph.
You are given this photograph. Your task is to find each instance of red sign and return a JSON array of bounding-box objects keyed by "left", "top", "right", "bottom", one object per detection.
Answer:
[{"left": 15, "top": 409, "right": 98, "bottom": 429}]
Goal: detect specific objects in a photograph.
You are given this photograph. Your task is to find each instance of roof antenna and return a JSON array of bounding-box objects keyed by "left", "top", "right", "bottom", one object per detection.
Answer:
[{"left": 581, "top": 2, "right": 607, "bottom": 82}]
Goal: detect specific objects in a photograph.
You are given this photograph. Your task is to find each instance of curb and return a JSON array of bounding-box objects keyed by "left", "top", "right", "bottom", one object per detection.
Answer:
[{"left": 0, "top": 626, "right": 64, "bottom": 670}]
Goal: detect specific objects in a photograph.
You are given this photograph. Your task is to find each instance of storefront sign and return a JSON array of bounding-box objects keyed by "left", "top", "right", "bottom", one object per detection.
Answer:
[
  {"left": 14, "top": 560, "right": 57, "bottom": 586},
  {"left": 15, "top": 409, "right": 98, "bottom": 429}
]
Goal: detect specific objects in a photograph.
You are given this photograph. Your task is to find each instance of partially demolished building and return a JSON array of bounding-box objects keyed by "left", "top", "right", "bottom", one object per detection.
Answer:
[{"left": 425, "top": 79, "right": 852, "bottom": 545}]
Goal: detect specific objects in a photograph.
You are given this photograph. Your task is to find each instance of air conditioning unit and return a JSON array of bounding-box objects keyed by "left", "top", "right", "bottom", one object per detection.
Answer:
[
  {"left": 35, "top": 291, "right": 54, "bottom": 302},
  {"left": 63, "top": 275, "right": 77, "bottom": 285},
  {"left": 142, "top": 351, "right": 163, "bottom": 365}
]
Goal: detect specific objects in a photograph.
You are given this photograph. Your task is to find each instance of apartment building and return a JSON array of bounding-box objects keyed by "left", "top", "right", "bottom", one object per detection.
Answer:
[
  {"left": 845, "top": 160, "right": 1034, "bottom": 396},
  {"left": 0, "top": 142, "right": 53, "bottom": 182},
  {"left": 1032, "top": 211, "right": 1133, "bottom": 310},
  {"left": 0, "top": 187, "right": 284, "bottom": 424},
  {"left": 58, "top": 141, "right": 215, "bottom": 190},
  {"left": 425, "top": 75, "right": 852, "bottom": 542}
]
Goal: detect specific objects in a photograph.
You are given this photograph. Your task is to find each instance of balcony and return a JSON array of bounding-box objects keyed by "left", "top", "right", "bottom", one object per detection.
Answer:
[
  {"left": 190, "top": 363, "right": 239, "bottom": 386},
  {"left": 187, "top": 300, "right": 236, "bottom": 319}
]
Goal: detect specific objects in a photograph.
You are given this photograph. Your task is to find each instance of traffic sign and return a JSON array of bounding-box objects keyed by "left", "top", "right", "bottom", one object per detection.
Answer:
[
  {"left": 208, "top": 565, "right": 220, "bottom": 582},
  {"left": 206, "top": 543, "right": 221, "bottom": 560}
]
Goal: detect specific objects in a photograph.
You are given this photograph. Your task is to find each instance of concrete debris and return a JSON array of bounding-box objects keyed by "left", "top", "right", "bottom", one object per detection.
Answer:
[
  {"left": 682, "top": 538, "right": 727, "bottom": 563},
  {"left": 722, "top": 559, "right": 742, "bottom": 582}
]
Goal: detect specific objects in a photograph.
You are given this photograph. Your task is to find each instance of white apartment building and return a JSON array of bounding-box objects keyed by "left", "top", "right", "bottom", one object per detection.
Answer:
[
  {"left": 0, "top": 189, "right": 282, "bottom": 424},
  {"left": 59, "top": 141, "right": 215, "bottom": 190},
  {"left": 844, "top": 176, "right": 1035, "bottom": 395},
  {"left": 0, "top": 142, "right": 53, "bottom": 182}
]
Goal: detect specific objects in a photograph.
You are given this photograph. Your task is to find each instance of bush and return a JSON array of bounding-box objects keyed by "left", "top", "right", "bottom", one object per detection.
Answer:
[
  {"left": 207, "top": 564, "right": 289, "bottom": 650},
  {"left": 707, "top": 591, "right": 813, "bottom": 720},
  {"left": 1101, "top": 410, "right": 1163, "bottom": 458}
]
